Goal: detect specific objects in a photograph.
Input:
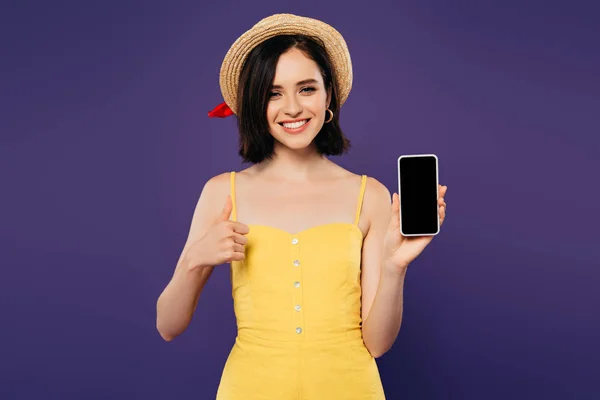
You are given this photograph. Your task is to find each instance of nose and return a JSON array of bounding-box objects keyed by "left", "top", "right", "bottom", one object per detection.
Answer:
[{"left": 282, "top": 94, "right": 302, "bottom": 117}]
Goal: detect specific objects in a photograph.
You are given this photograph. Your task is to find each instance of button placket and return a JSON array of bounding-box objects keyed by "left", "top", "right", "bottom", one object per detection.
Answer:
[{"left": 290, "top": 235, "right": 304, "bottom": 338}]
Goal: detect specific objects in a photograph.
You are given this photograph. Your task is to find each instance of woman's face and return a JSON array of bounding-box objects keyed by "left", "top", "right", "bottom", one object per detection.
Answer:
[{"left": 266, "top": 48, "right": 330, "bottom": 152}]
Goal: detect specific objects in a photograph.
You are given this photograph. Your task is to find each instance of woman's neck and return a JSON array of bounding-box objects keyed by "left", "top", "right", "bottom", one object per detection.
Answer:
[{"left": 254, "top": 143, "right": 332, "bottom": 181}]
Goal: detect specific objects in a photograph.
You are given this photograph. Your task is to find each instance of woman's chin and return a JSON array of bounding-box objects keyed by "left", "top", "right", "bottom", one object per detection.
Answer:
[
  {"left": 285, "top": 137, "right": 316, "bottom": 150},
  {"left": 274, "top": 133, "right": 315, "bottom": 149}
]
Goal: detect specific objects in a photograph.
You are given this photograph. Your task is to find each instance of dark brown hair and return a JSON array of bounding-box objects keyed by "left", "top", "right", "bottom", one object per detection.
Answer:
[{"left": 236, "top": 34, "right": 350, "bottom": 164}]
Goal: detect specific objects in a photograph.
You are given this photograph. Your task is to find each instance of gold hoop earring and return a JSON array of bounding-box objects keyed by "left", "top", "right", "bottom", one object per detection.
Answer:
[{"left": 325, "top": 109, "right": 334, "bottom": 123}]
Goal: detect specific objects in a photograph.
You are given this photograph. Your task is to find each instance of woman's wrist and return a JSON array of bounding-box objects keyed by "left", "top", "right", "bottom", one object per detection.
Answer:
[{"left": 382, "top": 260, "right": 408, "bottom": 279}]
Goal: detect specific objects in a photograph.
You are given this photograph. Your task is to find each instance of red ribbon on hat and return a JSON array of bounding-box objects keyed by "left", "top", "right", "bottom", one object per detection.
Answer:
[{"left": 208, "top": 102, "right": 234, "bottom": 118}]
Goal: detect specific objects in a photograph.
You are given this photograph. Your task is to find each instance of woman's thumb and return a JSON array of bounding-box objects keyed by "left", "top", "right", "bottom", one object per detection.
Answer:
[
  {"left": 388, "top": 193, "right": 400, "bottom": 231},
  {"left": 218, "top": 195, "right": 233, "bottom": 221}
]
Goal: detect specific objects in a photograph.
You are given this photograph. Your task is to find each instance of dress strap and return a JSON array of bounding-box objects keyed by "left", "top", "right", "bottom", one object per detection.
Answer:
[
  {"left": 229, "top": 171, "right": 237, "bottom": 222},
  {"left": 354, "top": 175, "right": 367, "bottom": 225}
]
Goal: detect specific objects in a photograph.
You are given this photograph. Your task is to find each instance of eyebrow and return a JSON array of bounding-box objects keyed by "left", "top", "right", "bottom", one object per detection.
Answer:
[{"left": 270, "top": 79, "right": 319, "bottom": 89}]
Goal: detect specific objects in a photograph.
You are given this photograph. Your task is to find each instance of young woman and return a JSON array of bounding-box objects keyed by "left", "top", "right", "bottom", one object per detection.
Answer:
[{"left": 156, "top": 13, "right": 448, "bottom": 399}]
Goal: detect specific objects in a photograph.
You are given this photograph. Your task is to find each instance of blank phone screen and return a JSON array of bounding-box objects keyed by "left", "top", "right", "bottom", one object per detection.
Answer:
[{"left": 398, "top": 155, "right": 439, "bottom": 235}]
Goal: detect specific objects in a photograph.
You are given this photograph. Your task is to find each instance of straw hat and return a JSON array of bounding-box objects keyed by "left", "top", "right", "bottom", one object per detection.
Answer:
[{"left": 210, "top": 13, "right": 353, "bottom": 117}]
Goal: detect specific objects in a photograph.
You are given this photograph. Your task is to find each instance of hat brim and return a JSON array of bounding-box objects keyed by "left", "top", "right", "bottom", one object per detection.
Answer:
[{"left": 219, "top": 13, "right": 353, "bottom": 115}]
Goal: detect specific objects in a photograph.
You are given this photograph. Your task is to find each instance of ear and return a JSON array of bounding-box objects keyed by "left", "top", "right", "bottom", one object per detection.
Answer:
[{"left": 326, "top": 86, "right": 332, "bottom": 109}]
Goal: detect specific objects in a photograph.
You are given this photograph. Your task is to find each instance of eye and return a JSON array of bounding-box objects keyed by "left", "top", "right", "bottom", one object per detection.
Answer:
[
  {"left": 269, "top": 92, "right": 281, "bottom": 98},
  {"left": 301, "top": 86, "right": 316, "bottom": 93}
]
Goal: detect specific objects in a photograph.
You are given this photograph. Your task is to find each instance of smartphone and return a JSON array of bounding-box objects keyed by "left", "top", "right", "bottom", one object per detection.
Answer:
[{"left": 397, "top": 154, "right": 440, "bottom": 236}]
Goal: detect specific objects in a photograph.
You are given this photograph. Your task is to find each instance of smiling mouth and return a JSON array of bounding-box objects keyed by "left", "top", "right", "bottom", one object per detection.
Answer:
[{"left": 279, "top": 119, "right": 310, "bottom": 129}]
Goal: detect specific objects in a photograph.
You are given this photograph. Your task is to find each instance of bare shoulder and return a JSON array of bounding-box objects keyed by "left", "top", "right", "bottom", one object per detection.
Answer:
[
  {"left": 364, "top": 176, "right": 391, "bottom": 205},
  {"left": 363, "top": 176, "right": 392, "bottom": 230},
  {"left": 203, "top": 171, "right": 232, "bottom": 193},
  {"left": 195, "top": 171, "right": 234, "bottom": 216},
  {"left": 184, "top": 171, "right": 233, "bottom": 243},
  {"left": 327, "top": 163, "right": 390, "bottom": 207},
  {"left": 328, "top": 163, "right": 390, "bottom": 229}
]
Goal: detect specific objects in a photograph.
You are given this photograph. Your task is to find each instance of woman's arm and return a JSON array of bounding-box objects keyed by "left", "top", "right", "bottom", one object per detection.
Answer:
[
  {"left": 155, "top": 172, "right": 230, "bottom": 341},
  {"left": 359, "top": 178, "right": 407, "bottom": 358},
  {"left": 360, "top": 179, "right": 448, "bottom": 357}
]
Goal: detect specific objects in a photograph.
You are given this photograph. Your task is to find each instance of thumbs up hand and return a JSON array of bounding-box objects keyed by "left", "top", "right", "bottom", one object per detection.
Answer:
[{"left": 186, "top": 195, "right": 250, "bottom": 271}]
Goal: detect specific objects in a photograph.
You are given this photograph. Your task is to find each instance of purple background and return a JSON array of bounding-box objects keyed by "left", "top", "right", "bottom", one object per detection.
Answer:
[{"left": 1, "top": 0, "right": 599, "bottom": 399}]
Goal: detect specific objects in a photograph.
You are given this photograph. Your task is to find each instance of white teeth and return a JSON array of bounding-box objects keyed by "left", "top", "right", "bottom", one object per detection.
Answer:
[{"left": 282, "top": 119, "right": 307, "bottom": 129}]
